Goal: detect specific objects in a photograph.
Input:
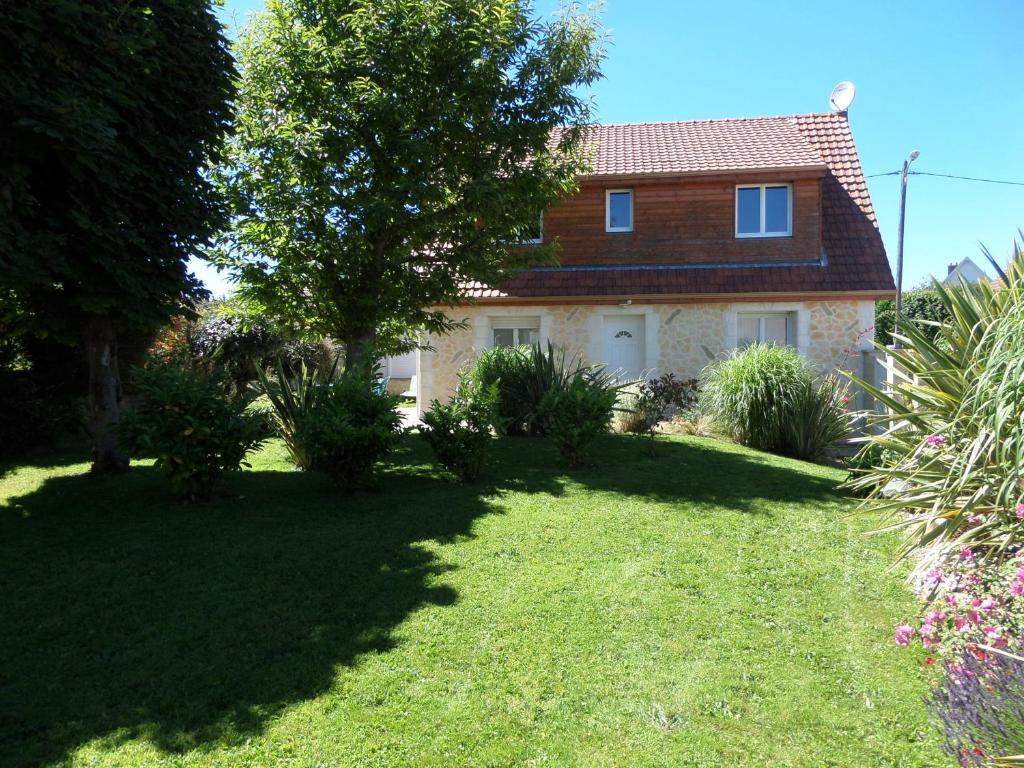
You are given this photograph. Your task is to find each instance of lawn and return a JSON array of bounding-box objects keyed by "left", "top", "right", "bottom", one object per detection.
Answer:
[{"left": 0, "top": 434, "right": 941, "bottom": 767}]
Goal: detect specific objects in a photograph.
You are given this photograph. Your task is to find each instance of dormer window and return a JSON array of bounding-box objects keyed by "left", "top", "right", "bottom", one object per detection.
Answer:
[
  {"left": 517, "top": 213, "right": 543, "bottom": 245},
  {"left": 736, "top": 183, "right": 792, "bottom": 238},
  {"left": 605, "top": 189, "right": 633, "bottom": 233}
]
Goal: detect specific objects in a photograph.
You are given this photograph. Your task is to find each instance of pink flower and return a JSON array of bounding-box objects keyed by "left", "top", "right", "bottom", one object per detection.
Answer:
[
  {"left": 1017, "top": 503, "right": 1024, "bottom": 519},
  {"left": 926, "top": 434, "right": 946, "bottom": 447},
  {"left": 969, "top": 609, "right": 982, "bottom": 624},
  {"left": 968, "top": 515, "right": 983, "bottom": 526},
  {"left": 979, "top": 598, "right": 997, "bottom": 612},
  {"left": 1017, "top": 567, "right": 1024, "bottom": 581},
  {"left": 924, "top": 568, "right": 945, "bottom": 586},
  {"left": 922, "top": 634, "right": 937, "bottom": 649},
  {"left": 926, "top": 610, "right": 947, "bottom": 624},
  {"left": 1010, "top": 580, "right": 1024, "bottom": 597},
  {"left": 983, "top": 625, "right": 1001, "bottom": 640},
  {"left": 894, "top": 624, "right": 914, "bottom": 646},
  {"left": 946, "top": 594, "right": 960, "bottom": 608},
  {"left": 954, "top": 616, "right": 972, "bottom": 632},
  {"left": 960, "top": 547, "right": 975, "bottom": 562}
]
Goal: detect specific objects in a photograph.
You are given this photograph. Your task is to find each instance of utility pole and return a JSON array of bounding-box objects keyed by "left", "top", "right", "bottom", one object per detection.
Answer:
[{"left": 893, "top": 150, "right": 920, "bottom": 349}]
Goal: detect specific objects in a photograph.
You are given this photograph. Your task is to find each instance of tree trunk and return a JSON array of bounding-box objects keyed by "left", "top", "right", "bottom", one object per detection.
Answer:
[
  {"left": 84, "top": 316, "right": 129, "bottom": 473},
  {"left": 344, "top": 325, "right": 378, "bottom": 374}
]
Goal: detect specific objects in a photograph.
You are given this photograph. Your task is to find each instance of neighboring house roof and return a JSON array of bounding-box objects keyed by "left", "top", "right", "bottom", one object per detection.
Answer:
[
  {"left": 943, "top": 256, "right": 989, "bottom": 286},
  {"left": 465, "top": 111, "right": 894, "bottom": 302}
]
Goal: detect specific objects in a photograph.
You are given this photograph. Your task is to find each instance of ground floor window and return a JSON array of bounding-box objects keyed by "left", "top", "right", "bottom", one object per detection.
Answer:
[
  {"left": 491, "top": 317, "right": 540, "bottom": 347},
  {"left": 737, "top": 312, "right": 795, "bottom": 347}
]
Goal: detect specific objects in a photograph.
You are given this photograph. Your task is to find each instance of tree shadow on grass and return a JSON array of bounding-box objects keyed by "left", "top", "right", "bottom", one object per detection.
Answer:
[
  {"left": 0, "top": 446, "right": 500, "bottom": 767},
  {"left": 0, "top": 433, "right": 843, "bottom": 766},
  {"left": 484, "top": 432, "right": 845, "bottom": 514}
]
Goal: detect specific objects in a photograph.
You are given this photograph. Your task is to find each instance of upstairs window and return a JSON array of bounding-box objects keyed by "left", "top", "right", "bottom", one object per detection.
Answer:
[
  {"left": 605, "top": 189, "right": 633, "bottom": 233},
  {"left": 491, "top": 317, "right": 540, "bottom": 347},
  {"left": 518, "top": 213, "right": 543, "bottom": 245},
  {"left": 736, "top": 184, "right": 792, "bottom": 238},
  {"left": 737, "top": 313, "right": 795, "bottom": 347}
]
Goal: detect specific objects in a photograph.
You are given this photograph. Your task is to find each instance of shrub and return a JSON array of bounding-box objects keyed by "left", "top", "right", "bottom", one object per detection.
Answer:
[
  {"left": 470, "top": 345, "right": 535, "bottom": 435},
  {"left": 540, "top": 369, "right": 619, "bottom": 467},
  {"left": 616, "top": 373, "right": 699, "bottom": 436},
  {"left": 783, "top": 374, "right": 852, "bottom": 461},
  {"left": 421, "top": 374, "right": 499, "bottom": 482},
  {"left": 256, "top": 357, "right": 340, "bottom": 469},
  {"left": 294, "top": 369, "right": 403, "bottom": 487},
  {"left": 471, "top": 343, "right": 606, "bottom": 437},
  {"left": 121, "top": 363, "right": 266, "bottom": 500},
  {"left": 700, "top": 343, "right": 814, "bottom": 452},
  {"left": 850, "top": 241, "right": 1024, "bottom": 571},
  {"left": 926, "top": 650, "right": 1024, "bottom": 767},
  {"left": 893, "top": 551, "right": 1024, "bottom": 662},
  {"left": 875, "top": 290, "right": 951, "bottom": 347},
  {"left": 894, "top": 549, "right": 1024, "bottom": 765}
]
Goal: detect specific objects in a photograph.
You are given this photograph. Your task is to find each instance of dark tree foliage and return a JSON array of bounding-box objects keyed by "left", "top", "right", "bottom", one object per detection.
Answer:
[
  {"left": 875, "top": 290, "right": 951, "bottom": 347},
  {"left": 0, "top": 1, "right": 235, "bottom": 472}
]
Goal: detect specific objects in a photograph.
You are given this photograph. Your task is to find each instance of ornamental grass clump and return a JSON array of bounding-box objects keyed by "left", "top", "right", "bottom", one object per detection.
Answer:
[
  {"left": 700, "top": 342, "right": 812, "bottom": 452},
  {"left": 849, "top": 240, "right": 1024, "bottom": 572},
  {"left": 700, "top": 343, "right": 850, "bottom": 460}
]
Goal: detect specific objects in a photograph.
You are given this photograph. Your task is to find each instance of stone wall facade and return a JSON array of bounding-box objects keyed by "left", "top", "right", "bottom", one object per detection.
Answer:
[{"left": 417, "top": 299, "right": 875, "bottom": 411}]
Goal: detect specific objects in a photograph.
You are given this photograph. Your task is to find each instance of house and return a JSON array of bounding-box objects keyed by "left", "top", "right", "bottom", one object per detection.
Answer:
[
  {"left": 416, "top": 111, "right": 894, "bottom": 412},
  {"left": 943, "top": 257, "right": 989, "bottom": 286}
]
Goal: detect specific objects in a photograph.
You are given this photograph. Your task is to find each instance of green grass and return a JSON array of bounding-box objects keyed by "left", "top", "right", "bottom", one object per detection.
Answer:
[{"left": 0, "top": 434, "right": 940, "bottom": 767}]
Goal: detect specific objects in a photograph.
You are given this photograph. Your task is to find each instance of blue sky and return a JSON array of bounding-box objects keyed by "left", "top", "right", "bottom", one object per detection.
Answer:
[{"left": 194, "top": 0, "right": 1024, "bottom": 296}]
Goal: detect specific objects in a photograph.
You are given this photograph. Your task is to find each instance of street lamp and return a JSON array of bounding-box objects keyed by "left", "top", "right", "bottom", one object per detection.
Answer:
[{"left": 893, "top": 149, "right": 920, "bottom": 349}]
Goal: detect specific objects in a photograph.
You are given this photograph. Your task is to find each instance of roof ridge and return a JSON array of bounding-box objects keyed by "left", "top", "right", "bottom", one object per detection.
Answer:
[{"left": 587, "top": 112, "right": 844, "bottom": 129}]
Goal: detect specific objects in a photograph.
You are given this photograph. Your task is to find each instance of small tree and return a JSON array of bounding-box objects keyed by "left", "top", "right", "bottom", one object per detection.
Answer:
[
  {"left": 214, "top": 0, "right": 603, "bottom": 368},
  {"left": 0, "top": 1, "right": 235, "bottom": 471}
]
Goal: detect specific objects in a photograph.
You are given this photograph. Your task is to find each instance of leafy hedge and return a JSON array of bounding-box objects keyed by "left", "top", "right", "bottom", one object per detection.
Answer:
[{"left": 874, "top": 290, "right": 951, "bottom": 347}]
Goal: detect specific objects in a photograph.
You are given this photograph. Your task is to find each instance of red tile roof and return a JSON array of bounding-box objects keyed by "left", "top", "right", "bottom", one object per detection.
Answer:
[
  {"left": 466, "top": 111, "right": 893, "bottom": 301},
  {"left": 576, "top": 117, "right": 826, "bottom": 177}
]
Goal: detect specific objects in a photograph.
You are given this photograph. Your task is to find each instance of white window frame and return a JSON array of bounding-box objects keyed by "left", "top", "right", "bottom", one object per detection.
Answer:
[
  {"left": 490, "top": 317, "right": 541, "bottom": 348},
  {"left": 735, "top": 183, "right": 792, "bottom": 238},
  {"left": 605, "top": 189, "right": 633, "bottom": 233},
  {"left": 736, "top": 312, "right": 795, "bottom": 347},
  {"left": 521, "top": 212, "right": 543, "bottom": 245}
]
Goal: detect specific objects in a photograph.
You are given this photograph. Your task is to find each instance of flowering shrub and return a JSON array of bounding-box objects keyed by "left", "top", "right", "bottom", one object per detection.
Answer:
[
  {"left": 896, "top": 551, "right": 1024, "bottom": 765},
  {"left": 894, "top": 551, "right": 1024, "bottom": 664}
]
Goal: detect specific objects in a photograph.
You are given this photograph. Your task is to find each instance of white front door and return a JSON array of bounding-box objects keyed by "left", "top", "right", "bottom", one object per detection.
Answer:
[{"left": 603, "top": 315, "right": 645, "bottom": 381}]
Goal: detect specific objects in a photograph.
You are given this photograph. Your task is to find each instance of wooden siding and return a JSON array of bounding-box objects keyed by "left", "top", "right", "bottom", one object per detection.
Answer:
[{"left": 534, "top": 171, "right": 823, "bottom": 266}]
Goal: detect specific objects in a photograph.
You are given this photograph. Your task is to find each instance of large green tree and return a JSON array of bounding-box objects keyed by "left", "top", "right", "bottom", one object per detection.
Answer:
[
  {"left": 214, "top": 0, "right": 603, "bottom": 367},
  {"left": 0, "top": 1, "right": 236, "bottom": 471}
]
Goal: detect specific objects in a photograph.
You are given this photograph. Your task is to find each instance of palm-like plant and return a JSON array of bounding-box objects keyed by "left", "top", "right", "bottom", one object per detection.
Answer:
[
  {"left": 849, "top": 239, "right": 1024, "bottom": 573},
  {"left": 254, "top": 355, "right": 340, "bottom": 469}
]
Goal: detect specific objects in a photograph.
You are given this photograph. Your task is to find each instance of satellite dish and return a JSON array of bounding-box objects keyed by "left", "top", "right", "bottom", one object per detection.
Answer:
[{"left": 829, "top": 81, "right": 856, "bottom": 112}]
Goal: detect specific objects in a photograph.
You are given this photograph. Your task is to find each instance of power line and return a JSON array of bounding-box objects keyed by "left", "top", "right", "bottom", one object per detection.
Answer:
[{"left": 866, "top": 169, "right": 1024, "bottom": 186}]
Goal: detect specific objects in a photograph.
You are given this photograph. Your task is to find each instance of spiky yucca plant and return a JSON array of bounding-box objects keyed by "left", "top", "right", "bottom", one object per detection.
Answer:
[{"left": 849, "top": 239, "right": 1024, "bottom": 573}]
